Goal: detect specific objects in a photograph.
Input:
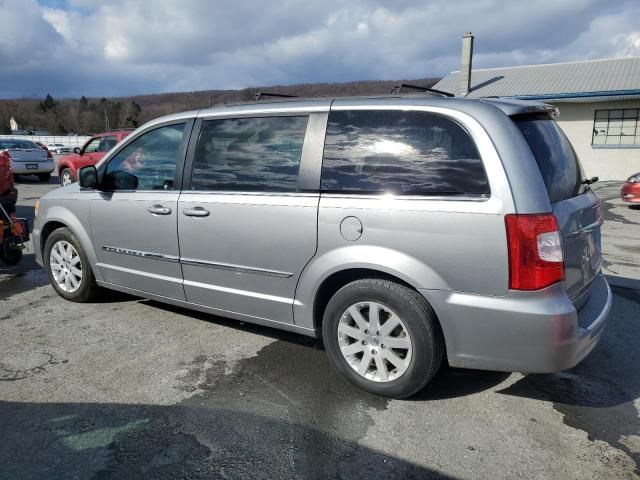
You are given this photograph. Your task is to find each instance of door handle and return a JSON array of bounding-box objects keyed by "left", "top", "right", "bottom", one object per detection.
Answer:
[
  {"left": 183, "top": 207, "right": 210, "bottom": 217},
  {"left": 147, "top": 205, "right": 172, "bottom": 215}
]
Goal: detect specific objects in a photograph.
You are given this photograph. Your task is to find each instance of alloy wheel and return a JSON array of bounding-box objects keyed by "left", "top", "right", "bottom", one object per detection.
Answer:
[
  {"left": 49, "top": 240, "right": 82, "bottom": 293},
  {"left": 337, "top": 301, "right": 413, "bottom": 382}
]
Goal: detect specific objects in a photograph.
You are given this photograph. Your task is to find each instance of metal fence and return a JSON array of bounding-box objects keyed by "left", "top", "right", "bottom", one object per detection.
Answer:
[{"left": 0, "top": 135, "right": 91, "bottom": 148}]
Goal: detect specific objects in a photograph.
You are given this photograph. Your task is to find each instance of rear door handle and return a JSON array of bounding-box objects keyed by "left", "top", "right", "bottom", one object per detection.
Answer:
[
  {"left": 147, "top": 205, "right": 172, "bottom": 215},
  {"left": 183, "top": 207, "right": 210, "bottom": 217}
]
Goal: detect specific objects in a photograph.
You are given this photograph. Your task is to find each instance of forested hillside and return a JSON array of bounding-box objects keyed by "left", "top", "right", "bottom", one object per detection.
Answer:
[{"left": 0, "top": 78, "right": 440, "bottom": 135}]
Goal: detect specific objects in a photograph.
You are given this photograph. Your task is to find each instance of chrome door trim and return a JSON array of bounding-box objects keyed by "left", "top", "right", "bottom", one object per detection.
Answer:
[
  {"left": 180, "top": 257, "right": 293, "bottom": 278},
  {"left": 103, "top": 245, "right": 293, "bottom": 277},
  {"left": 102, "top": 246, "right": 180, "bottom": 263},
  {"left": 562, "top": 215, "right": 604, "bottom": 241}
]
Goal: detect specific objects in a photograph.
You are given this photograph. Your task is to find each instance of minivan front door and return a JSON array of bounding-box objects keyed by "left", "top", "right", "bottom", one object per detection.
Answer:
[
  {"left": 178, "top": 115, "right": 322, "bottom": 324},
  {"left": 91, "top": 122, "right": 190, "bottom": 300}
]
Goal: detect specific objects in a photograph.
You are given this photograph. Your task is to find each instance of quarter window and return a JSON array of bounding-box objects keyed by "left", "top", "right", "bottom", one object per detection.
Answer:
[
  {"left": 592, "top": 109, "right": 640, "bottom": 146},
  {"left": 190, "top": 116, "right": 308, "bottom": 192},
  {"left": 321, "top": 110, "right": 489, "bottom": 196},
  {"left": 104, "top": 123, "right": 185, "bottom": 191}
]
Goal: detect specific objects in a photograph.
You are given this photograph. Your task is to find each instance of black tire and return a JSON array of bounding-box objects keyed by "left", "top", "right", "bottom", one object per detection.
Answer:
[
  {"left": 60, "top": 168, "right": 74, "bottom": 186},
  {"left": 44, "top": 227, "right": 99, "bottom": 302},
  {"left": 0, "top": 243, "right": 23, "bottom": 265},
  {"left": 38, "top": 172, "right": 51, "bottom": 183},
  {"left": 322, "top": 279, "right": 444, "bottom": 398}
]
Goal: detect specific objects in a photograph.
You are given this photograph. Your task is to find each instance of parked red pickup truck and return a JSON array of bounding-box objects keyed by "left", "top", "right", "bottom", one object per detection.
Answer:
[{"left": 57, "top": 130, "right": 133, "bottom": 186}]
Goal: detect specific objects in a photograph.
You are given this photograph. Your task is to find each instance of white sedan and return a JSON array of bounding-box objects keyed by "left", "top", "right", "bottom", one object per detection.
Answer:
[{"left": 46, "top": 143, "right": 71, "bottom": 154}]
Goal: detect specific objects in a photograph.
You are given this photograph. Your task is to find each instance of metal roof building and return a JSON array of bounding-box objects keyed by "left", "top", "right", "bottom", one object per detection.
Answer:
[{"left": 434, "top": 56, "right": 640, "bottom": 180}]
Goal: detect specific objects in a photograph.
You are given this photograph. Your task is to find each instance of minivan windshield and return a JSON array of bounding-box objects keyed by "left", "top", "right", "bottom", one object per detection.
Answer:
[{"left": 515, "top": 115, "right": 587, "bottom": 203}]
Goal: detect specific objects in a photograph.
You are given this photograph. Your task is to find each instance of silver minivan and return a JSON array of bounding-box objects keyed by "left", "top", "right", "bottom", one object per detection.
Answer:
[{"left": 33, "top": 96, "right": 612, "bottom": 398}]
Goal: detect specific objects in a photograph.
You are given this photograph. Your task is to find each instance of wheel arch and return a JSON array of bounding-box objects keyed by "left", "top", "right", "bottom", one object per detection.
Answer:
[
  {"left": 312, "top": 268, "right": 417, "bottom": 332},
  {"left": 39, "top": 207, "right": 102, "bottom": 282}
]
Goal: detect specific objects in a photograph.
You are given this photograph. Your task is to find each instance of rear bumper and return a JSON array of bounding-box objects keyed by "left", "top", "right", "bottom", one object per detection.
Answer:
[
  {"left": 421, "top": 274, "right": 611, "bottom": 373},
  {"left": 12, "top": 160, "right": 54, "bottom": 175}
]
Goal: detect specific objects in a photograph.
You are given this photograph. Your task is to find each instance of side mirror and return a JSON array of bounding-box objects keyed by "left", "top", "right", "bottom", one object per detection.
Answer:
[
  {"left": 78, "top": 165, "right": 98, "bottom": 189},
  {"left": 74, "top": 147, "right": 81, "bottom": 154}
]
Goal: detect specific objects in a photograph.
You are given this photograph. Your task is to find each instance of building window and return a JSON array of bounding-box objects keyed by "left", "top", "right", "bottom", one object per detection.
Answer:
[{"left": 592, "top": 109, "right": 640, "bottom": 147}]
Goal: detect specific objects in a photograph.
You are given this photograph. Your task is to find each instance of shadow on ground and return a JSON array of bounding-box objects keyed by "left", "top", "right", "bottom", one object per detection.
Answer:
[
  {"left": 142, "top": 298, "right": 510, "bottom": 402},
  {"left": 499, "top": 287, "right": 640, "bottom": 472}
]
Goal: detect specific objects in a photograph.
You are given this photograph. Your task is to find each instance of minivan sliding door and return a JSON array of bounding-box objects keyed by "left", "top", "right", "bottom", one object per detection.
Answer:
[{"left": 178, "top": 114, "right": 326, "bottom": 324}]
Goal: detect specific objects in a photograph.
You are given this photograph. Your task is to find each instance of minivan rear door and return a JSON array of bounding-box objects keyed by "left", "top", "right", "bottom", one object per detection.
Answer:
[{"left": 515, "top": 115, "right": 602, "bottom": 307}]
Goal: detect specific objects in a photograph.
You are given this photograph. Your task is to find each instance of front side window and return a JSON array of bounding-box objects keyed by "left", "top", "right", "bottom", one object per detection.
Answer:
[
  {"left": 592, "top": 109, "right": 640, "bottom": 146},
  {"left": 104, "top": 123, "right": 185, "bottom": 191},
  {"left": 190, "top": 116, "right": 308, "bottom": 192},
  {"left": 321, "top": 110, "right": 489, "bottom": 196},
  {"left": 84, "top": 138, "right": 101, "bottom": 153}
]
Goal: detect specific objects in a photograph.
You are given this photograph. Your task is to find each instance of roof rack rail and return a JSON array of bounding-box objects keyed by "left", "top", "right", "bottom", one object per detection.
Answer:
[
  {"left": 390, "top": 83, "right": 454, "bottom": 97},
  {"left": 252, "top": 92, "right": 298, "bottom": 102}
]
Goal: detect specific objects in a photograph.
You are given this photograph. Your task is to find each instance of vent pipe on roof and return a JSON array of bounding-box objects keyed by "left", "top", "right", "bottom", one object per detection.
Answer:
[{"left": 458, "top": 32, "right": 474, "bottom": 97}]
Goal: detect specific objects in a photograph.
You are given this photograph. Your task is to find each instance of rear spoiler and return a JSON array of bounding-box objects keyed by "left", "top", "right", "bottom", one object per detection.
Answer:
[{"left": 479, "top": 98, "right": 558, "bottom": 118}]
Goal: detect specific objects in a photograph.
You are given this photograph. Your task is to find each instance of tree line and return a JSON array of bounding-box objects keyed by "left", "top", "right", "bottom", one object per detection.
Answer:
[{"left": 0, "top": 77, "right": 440, "bottom": 135}]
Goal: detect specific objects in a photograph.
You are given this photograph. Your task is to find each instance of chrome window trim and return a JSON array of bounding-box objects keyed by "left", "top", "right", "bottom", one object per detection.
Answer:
[
  {"left": 179, "top": 191, "right": 318, "bottom": 197},
  {"left": 319, "top": 192, "right": 489, "bottom": 202}
]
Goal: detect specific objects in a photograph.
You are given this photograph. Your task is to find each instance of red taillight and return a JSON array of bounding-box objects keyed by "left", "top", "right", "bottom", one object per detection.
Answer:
[
  {"left": 47, "top": 149, "right": 53, "bottom": 159},
  {"left": 505, "top": 214, "right": 565, "bottom": 290}
]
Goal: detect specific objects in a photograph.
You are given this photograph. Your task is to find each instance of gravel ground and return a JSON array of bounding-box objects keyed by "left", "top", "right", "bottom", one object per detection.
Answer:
[{"left": 0, "top": 173, "right": 638, "bottom": 479}]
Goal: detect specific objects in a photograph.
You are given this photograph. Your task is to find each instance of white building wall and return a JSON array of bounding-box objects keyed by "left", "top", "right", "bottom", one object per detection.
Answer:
[{"left": 553, "top": 100, "right": 640, "bottom": 181}]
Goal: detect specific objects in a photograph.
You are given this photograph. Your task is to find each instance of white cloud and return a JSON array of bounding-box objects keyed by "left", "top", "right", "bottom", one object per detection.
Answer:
[{"left": 0, "top": 0, "right": 638, "bottom": 97}]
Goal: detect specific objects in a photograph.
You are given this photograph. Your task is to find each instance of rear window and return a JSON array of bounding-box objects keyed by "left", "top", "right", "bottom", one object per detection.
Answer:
[
  {"left": 0, "top": 140, "right": 37, "bottom": 150},
  {"left": 321, "top": 110, "right": 489, "bottom": 196},
  {"left": 515, "top": 115, "right": 586, "bottom": 203}
]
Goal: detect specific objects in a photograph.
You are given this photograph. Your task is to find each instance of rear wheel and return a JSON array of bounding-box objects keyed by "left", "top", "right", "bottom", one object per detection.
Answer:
[
  {"left": 322, "top": 278, "right": 444, "bottom": 398},
  {"left": 60, "top": 168, "right": 74, "bottom": 186},
  {"left": 44, "top": 227, "right": 99, "bottom": 302},
  {"left": 38, "top": 172, "right": 51, "bottom": 183}
]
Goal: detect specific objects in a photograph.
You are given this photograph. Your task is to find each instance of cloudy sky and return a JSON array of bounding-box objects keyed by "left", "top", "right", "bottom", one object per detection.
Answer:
[{"left": 1, "top": 0, "right": 639, "bottom": 99}]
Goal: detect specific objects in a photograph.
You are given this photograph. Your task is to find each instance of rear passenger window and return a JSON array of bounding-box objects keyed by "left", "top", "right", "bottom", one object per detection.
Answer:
[
  {"left": 190, "top": 116, "right": 308, "bottom": 192},
  {"left": 321, "top": 110, "right": 489, "bottom": 196}
]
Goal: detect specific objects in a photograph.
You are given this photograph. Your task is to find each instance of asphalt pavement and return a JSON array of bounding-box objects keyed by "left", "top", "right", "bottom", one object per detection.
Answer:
[{"left": 0, "top": 170, "right": 639, "bottom": 479}]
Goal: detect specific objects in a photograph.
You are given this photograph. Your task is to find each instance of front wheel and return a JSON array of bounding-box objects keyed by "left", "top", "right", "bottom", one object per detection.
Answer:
[
  {"left": 322, "top": 279, "right": 444, "bottom": 398},
  {"left": 60, "top": 168, "right": 74, "bottom": 186},
  {"left": 44, "top": 227, "right": 99, "bottom": 302},
  {"left": 38, "top": 172, "right": 51, "bottom": 183}
]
